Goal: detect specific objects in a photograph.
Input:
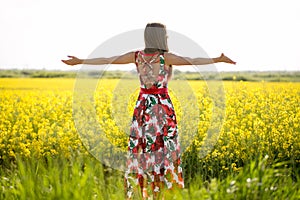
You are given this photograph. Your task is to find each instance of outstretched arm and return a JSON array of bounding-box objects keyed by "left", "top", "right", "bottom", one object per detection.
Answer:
[
  {"left": 61, "top": 52, "right": 135, "bottom": 66},
  {"left": 165, "top": 52, "right": 236, "bottom": 66}
]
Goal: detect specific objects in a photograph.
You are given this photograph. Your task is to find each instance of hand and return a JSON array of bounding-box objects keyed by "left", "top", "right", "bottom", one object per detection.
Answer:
[
  {"left": 218, "top": 53, "right": 236, "bottom": 64},
  {"left": 61, "top": 56, "right": 83, "bottom": 66}
]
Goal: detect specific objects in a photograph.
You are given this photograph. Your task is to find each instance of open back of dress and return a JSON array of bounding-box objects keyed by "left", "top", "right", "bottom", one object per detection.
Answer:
[{"left": 135, "top": 51, "right": 169, "bottom": 89}]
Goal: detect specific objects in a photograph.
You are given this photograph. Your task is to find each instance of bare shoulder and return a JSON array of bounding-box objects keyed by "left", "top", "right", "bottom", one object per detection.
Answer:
[
  {"left": 121, "top": 51, "right": 136, "bottom": 61},
  {"left": 164, "top": 52, "right": 191, "bottom": 66},
  {"left": 164, "top": 52, "right": 177, "bottom": 65}
]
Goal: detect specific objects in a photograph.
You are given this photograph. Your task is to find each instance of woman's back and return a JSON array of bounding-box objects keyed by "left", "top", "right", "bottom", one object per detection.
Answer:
[{"left": 135, "top": 50, "right": 171, "bottom": 89}]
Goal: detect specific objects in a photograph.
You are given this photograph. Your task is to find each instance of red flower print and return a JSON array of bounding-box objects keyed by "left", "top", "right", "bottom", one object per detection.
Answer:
[
  {"left": 171, "top": 151, "right": 177, "bottom": 161},
  {"left": 144, "top": 113, "right": 150, "bottom": 122},
  {"left": 163, "top": 125, "right": 168, "bottom": 136},
  {"left": 151, "top": 143, "right": 156, "bottom": 151},
  {"left": 139, "top": 138, "right": 146, "bottom": 150},
  {"left": 164, "top": 159, "right": 170, "bottom": 166},
  {"left": 132, "top": 146, "right": 138, "bottom": 154},
  {"left": 158, "top": 75, "right": 164, "bottom": 81},
  {"left": 155, "top": 152, "right": 163, "bottom": 164},
  {"left": 138, "top": 94, "right": 145, "bottom": 101},
  {"left": 161, "top": 104, "right": 174, "bottom": 116},
  {"left": 156, "top": 135, "right": 164, "bottom": 149},
  {"left": 125, "top": 52, "right": 184, "bottom": 198},
  {"left": 167, "top": 118, "right": 176, "bottom": 128}
]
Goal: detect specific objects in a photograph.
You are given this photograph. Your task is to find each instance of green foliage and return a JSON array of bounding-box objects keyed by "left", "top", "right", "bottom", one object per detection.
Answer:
[
  {"left": 1, "top": 69, "right": 300, "bottom": 82},
  {"left": 1, "top": 155, "right": 299, "bottom": 200},
  {"left": 0, "top": 70, "right": 77, "bottom": 78},
  {"left": 0, "top": 155, "right": 125, "bottom": 200}
]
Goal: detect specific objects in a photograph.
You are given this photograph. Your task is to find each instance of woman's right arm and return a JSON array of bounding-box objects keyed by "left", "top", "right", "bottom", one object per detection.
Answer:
[{"left": 61, "top": 52, "right": 136, "bottom": 66}]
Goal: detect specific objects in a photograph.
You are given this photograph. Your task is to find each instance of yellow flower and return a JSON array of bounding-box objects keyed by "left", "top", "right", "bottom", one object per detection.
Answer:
[{"left": 0, "top": 78, "right": 299, "bottom": 176}]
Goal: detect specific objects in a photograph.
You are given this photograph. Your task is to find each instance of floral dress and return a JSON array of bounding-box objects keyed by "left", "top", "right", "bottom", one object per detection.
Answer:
[{"left": 124, "top": 51, "right": 184, "bottom": 199}]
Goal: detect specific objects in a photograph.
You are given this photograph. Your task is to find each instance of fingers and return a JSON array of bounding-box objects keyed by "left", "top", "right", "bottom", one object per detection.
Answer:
[
  {"left": 220, "top": 53, "right": 236, "bottom": 65},
  {"left": 61, "top": 59, "right": 70, "bottom": 63},
  {"left": 227, "top": 58, "right": 236, "bottom": 65},
  {"left": 61, "top": 59, "right": 74, "bottom": 65},
  {"left": 229, "top": 59, "right": 236, "bottom": 65},
  {"left": 228, "top": 56, "right": 236, "bottom": 64},
  {"left": 220, "top": 53, "right": 236, "bottom": 64},
  {"left": 61, "top": 55, "right": 77, "bottom": 65}
]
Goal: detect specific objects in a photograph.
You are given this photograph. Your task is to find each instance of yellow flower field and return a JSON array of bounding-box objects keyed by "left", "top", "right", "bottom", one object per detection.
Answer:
[{"left": 0, "top": 78, "right": 299, "bottom": 175}]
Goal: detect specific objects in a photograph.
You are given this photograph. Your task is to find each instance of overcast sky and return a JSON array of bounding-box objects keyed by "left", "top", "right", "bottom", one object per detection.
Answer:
[{"left": 0, "top": 0, "right": 299, "bottom": 71}]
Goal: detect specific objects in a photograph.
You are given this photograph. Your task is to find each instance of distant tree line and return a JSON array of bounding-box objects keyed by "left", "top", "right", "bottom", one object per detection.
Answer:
[{"left": 0, "top": 69, "right": 299, "bottom": 82}]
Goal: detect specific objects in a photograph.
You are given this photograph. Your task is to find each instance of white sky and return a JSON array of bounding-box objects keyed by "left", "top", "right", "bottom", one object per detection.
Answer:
[{"left": 0, "top": 0, "right": 299, "bottom": 71}]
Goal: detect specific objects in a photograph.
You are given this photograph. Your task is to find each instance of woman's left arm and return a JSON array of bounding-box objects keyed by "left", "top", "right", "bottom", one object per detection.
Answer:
[{"left": 165, "top": 52, "right": 236, "bottom": 66}]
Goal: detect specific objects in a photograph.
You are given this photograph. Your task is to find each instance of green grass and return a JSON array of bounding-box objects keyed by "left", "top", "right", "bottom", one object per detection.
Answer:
[
  {"left": 1, "top": 154, "right": 299, "bottom": 200},
  {"left": 0, "top": 155, "right": 125, "bottom": 200}
]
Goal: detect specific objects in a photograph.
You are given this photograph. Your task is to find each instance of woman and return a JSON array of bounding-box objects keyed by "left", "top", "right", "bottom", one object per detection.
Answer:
[{"left": 62, "top": 23, "right": 235, "bottom": 199}]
